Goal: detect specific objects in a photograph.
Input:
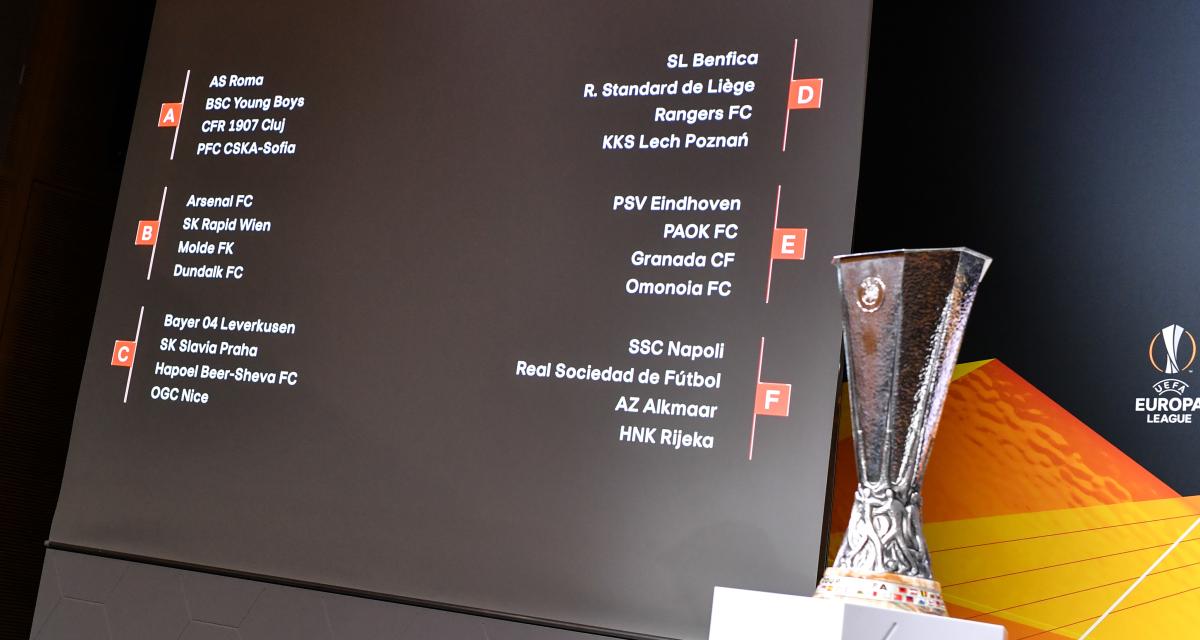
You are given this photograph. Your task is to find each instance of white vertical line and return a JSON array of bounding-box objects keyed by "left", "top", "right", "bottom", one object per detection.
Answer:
[
  {"left": 748, "top": 337, "right": 766, "bottom": 460},
  {"left": 123, "top": 305, "right": 145, "bottom": 404},
  {"left": 146, "top": 186, "right": 167, "bottom": 280},
  {"left": 756, "top": 337, "right": 765, "bottom": 384},
  {"left": 180, "top": 68, "right": 192, "bottom": 110},
  {"left": 782, "top": 113, "right": 791, "bottom": 152},
  {"left": 748, "top": 414, "right": 759, "bottom": 461},
  {"left": 789, "top": 38, "right": 798, "bottom": 81},
  {"left": 781, "top": 38, "right": 798, "bottom": 152},
  {"left": 170, "top": 69, "right": 191, "bottom": 160},
  {"left": 1078, "top": 516, "right": 1200, "bottom": 639},
  {"left": 764, "top": 185, "right": 782, "bottom": 303}
]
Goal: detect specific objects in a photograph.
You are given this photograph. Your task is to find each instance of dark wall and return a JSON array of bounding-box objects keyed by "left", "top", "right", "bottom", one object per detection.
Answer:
[
  {"left": 0, "top": 1, "right": 154, "bottom": 638},
  {"left": 854, "top": 2, "right": 1200, "bottom": 494},
  {"left": 0, "top": 0, "right": 38, "bottom": 165}
]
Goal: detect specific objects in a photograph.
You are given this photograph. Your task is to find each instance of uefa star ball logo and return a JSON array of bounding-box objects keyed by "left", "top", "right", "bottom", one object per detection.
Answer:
[
  {"left": 856, "top": 276, "right": 885, "bottom": 313},
  {"left": 1149, "top": 324, "right": 1197, "bottom": 375}
]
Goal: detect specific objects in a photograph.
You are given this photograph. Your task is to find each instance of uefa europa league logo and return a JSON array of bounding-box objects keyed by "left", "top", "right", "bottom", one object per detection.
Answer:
[{"left": 1149, "top": 324, "right": 1196, "bottom": 375}]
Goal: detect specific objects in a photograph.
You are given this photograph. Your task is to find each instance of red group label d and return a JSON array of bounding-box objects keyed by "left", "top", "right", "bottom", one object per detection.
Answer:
[{"left": 788, "top": 78, "right": 823, "bottom": 110}]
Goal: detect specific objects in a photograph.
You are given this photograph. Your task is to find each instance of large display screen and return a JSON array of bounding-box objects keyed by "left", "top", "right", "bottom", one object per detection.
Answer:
[{"left": 50, "top": 2, "right": 871, "bottom": 638}]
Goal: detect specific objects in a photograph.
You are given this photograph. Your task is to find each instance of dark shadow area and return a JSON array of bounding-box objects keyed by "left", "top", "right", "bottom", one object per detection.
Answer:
[{"left": 0, "top": 1, "right": 156, "bottom": 637}]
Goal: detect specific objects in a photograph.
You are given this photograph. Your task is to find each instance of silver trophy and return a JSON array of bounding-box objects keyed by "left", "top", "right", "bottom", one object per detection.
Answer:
[{"left": 814, "top": 248, "right": 991, "bottom": 616}]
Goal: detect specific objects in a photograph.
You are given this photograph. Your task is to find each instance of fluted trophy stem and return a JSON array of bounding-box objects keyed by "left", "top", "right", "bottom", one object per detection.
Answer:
[{"left": 814, "top": 247, "right": 991, "bottom": 617}]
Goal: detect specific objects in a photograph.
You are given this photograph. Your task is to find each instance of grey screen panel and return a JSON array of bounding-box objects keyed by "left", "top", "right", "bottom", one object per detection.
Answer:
[
  {"left": 31, "top": 549, "right": 610, "bottom": 640},
  {"left": 50, "top": 2, "right": 871, "bottom": 638}
]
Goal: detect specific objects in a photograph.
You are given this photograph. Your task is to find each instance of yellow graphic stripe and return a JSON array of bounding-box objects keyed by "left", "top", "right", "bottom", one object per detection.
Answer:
[
  {"left": 926, "top": 496, "right": 1200, "bottom": 638},
  {"left": 953, "top": 359, "right": 994, "bottom": 380}
]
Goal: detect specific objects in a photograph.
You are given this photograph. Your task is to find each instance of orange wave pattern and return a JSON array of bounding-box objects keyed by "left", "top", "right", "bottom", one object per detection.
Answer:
[{"left": 826, "top": 359, "right": 1200, "bottom": 638}]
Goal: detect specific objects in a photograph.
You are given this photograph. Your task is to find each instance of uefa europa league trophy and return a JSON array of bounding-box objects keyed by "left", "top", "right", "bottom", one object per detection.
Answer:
[{"left": 814, "top": 248, "right": 991, "bottom": 616}]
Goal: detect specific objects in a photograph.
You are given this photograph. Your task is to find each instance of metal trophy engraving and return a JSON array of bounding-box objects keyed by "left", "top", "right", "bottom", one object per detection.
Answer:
[{"left": 815, "top": 248, "right": 991, "bottom": 616}]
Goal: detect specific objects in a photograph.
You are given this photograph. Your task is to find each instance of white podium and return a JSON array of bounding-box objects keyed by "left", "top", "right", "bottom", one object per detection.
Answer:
[{"left": 709, "top": 587, "right": 1007, "bottom": 640}]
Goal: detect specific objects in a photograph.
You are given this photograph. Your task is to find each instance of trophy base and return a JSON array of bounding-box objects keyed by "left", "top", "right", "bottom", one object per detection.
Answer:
[
  {"left": 710, "top": 587, "right": 1005, "bottom": 640},
  {"left": 814, "top": 567, "right": 946, "bottom": 616}
]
